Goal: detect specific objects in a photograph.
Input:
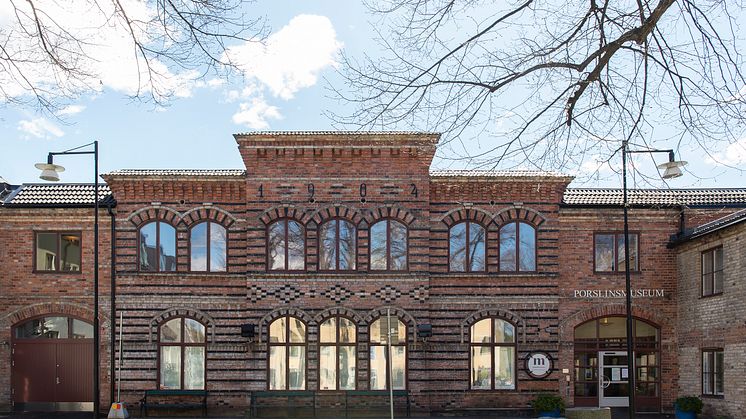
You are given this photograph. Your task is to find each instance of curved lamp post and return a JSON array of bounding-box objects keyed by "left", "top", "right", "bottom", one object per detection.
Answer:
[
  {"left": 621, "top": 140, "right": 686, "bottom": 418},
  {"left": 36, "top": 141, "right": 100, "bottom": 418}
]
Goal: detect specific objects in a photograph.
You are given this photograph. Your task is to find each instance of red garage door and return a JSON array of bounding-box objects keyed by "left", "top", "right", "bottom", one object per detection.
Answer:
[{"left": 11, "top": 316, "right": 93, "bottom": 411}]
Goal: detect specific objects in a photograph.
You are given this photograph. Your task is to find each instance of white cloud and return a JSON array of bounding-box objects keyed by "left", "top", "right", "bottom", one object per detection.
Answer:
[
  {"left": 225, "top": 15, "right": 343, "bottom": 100},
  {"left": 57, "top": 105, "right": 86, "bottom": 116},
  {"left": 18, "top": 118, "right": 64, "bottom": 139},
  {"left": 706, "top": 138, "right": 746, "bottom": 166},
  {"left": 232, "top": 97, "right": 282, "bottom": 129}
]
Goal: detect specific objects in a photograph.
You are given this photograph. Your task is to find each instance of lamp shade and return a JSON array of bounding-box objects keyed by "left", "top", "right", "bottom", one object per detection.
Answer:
[
  {"left": 34, "top": 163, "right": 65, "bottom": 182},
  {"left": 657, "top": 160, "right": 687, "bottom": 179}
]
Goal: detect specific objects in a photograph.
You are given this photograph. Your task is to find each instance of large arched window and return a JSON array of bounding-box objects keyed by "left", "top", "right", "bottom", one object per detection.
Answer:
[
  {"left": 139, "top": 221, "right": 176, "bottom": 272},
  {"left": 319, "top": 316, "right": 357, "bottom": 390},
  {"left": 369, "top": 220, "right": 407, "bottom": 271},
  {"left": 319, "top": 219, "right": 356, "bottom": 271},
  {"left": 499, "top": 221, "right": 536, "bottom": 272},
  {"left": 369, "top": 317, "right": 406, "bottom": 390},
  {"left": 267, "top": 220, "right": 305, "bottom": 271},
  {"left": 449, "top": 221, "right": 486, "bottom": 272},
  {"left": 14, "top": 316, "right": 93, "bottom": 339},
  {"left": 268, "top": 316, "right": 306, "bottom": 390},
  {"left": 190, "top": 221, "right": 227, "bottom": 272},
  {"left": 470, "top": 318, "right": 516, "bottom": 390},
  {"left": 159, "top": 317, "right": 206, "bottom": 390}
]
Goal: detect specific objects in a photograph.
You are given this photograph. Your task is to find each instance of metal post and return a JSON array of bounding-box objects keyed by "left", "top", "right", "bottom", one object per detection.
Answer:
[
  {"left": 621, "top": 140, "right": 636, "bottom": 418},
  {"left": 387, "top": 308, "right": 394, "bottom": 419},
  {"left": 93, "top": 140, "right": 100, "bottom": 418}
]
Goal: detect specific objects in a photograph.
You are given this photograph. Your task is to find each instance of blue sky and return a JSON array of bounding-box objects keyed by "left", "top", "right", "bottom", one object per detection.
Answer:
[{"left": 2, "top": 1, "right": 744, "bottom": 188}]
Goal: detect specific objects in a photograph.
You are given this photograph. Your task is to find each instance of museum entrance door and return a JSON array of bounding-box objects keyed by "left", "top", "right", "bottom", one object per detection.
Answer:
[
  {"left": 599, "top": 351, "right": 629, "bottom": 407},
  {"left": 573, "top": 316, "right": 660, "bottom": 412}
]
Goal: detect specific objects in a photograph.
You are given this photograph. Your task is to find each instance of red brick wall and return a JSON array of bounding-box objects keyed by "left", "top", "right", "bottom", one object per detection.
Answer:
[{"left": 0, "top": 207, "right": 112, "bottom": 412}]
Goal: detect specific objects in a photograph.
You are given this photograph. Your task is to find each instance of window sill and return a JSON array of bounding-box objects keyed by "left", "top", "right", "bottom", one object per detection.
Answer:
[{"left": 700, "top": 292, "right": 723, "bottom": 299}]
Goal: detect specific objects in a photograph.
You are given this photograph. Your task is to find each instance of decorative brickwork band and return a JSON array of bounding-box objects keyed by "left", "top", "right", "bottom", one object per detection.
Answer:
[
  {"left": 148, "top": 307, "right": 216, "bottom": 343},
  {"left": 364, "top": 206, "right": 415, "bottom": 226},
  {"left": 492, "top": 206, "right": 546, "bottom": 227},
  {"left": 127, "top": 205, "right": 238, "bottom": 228},
  {"left": 181, "top": 206, "right": 238, "bottom": 228},
  {"left": 460, "top": 308, "right": 527, "bottom": 344},
  {"left": 259, "top": 205, "right": 311, "bottom": 226},
  {"left": 257, "top": 307, "right": 315, "bottom": 343},
  {"left": 3, "top": 301, "right": 99, "bottom": 329},
  {"left": 310, "top": 205, "right": 365, "bottom": 227},
  {"left": 438, "top": 207, "right": 492, "bottom": 227},
  {"left": 312, "top": 307, "right": 365, "bottom": 325},
  {"left": 363, "top": 306, "right": 419, "bottom": 342}
]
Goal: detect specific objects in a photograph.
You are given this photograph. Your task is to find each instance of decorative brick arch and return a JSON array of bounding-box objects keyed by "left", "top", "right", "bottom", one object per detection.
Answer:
[
  {"left": 558, "top": 304, "right": 665, "bottom": 343},
  {"left": 181, "top": 206, "right": 238, "bottom": 228},
  {"left": 259, "top": 205, "right": 311, "bottom": 226},
  {"left": 2, "top": 301, "right": 107, "bottom": 331},
  {"left": 460, "top": 308, "right": 527, "bottom": 344},
  {"left": 310, "top": 205, "right": 364, "bottom": 227},
  {"left": 127, "top": 205, "right": 182, "bottom": 227},
  {"left": 257, "top": 307, "right": 314, "bottom": 343},
  {"left": 438, "top": 207, "right": 493, "bottom": 228},
  {"left": 364, "top": 306, "right": 419, "bottom": 343},
  {"left": 149, "top": 307, "right": 216, "bottom": 344},
  {"left": 365, "top": 206, "right": 415, "bottom": 226},
  {"left": 492, "top": 206, "right": 546, "bottom": 228},
  {"left": 312, "top": 307, "right": 365, "bottom": 325}
]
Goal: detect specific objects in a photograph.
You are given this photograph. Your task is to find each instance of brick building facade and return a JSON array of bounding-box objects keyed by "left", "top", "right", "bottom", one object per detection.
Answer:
[{"left": 1, "top": 132, "right": 745, "bottom": 416}]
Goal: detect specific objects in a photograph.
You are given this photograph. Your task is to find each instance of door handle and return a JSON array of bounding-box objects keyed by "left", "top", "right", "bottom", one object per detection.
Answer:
[
  {"left": 601, "top": 375, "right": 611, "bottom": 389},
  {"left": 56, "top": 377, "right": 60, "bottom": 385}
]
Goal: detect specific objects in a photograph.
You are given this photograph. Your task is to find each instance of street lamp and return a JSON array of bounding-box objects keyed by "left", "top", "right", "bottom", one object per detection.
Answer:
[
  {"left": 36, "top": 141, "right": 100, "bottom": 418},
  {"left": 621, "top": 140, "right": 686, "bottom": 418}
]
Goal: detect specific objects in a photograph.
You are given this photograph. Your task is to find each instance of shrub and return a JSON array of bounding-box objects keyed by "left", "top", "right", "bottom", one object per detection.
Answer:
[
  {"left": 675, "top": 395, "right": 703, "bottom": 413},
  {"left": 530, "top": 393, "right": 565, "bottom": 413}
]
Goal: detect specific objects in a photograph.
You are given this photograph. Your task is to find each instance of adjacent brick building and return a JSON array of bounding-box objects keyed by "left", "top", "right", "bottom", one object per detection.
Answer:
[{"left": 1, "top": 132, "right": 745, "bottom": 416}]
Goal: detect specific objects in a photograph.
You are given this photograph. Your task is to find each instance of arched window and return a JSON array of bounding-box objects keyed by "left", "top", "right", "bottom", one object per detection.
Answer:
[
  {"left": 499, "top": 221, "right": 536, "bottom": 272},
  {"left": 319, "top": 316, "right": 357, "bottom": 390},
  {"left": 268, "top": 316, "right": 306, "bottom": 390},
  {"left": 159, "top": 317, "right": 206, "bottom": 390},
  {"left": 470, "top": 318, "right": 516, "bottom": 390},
  {"left": 369, "top": 220, "right": 407, "bottom": 271},
  {"left": 449, "top": 221, "right": 486, "bottom": 272},
  {"left": 319, "top": 219, "right": 357, "bottom": 271},
  {"left": 190, "top": 221, "right": 227, "bottom": 272},
  {"left": 267, "top": 220, "right": 305, "bottom": 271},
  {"left": 139, "top": 221, "right": 176, "bottom": 272},
  {"left": 369, "top": 317, "right": 406, "bottom": 390},
  {"left": 14, "top": 316, "right": 93, "bottom": 339}
]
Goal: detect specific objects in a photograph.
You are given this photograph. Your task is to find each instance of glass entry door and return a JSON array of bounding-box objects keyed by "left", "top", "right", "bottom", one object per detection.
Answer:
[{"left": 599, "top": 351, "right": 629, "bottom": 407}]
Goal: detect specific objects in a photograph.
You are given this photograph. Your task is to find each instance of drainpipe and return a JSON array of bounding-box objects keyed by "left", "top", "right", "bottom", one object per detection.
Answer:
[{"left": 107, "top": 203, "right": 117, "bottom": 406}]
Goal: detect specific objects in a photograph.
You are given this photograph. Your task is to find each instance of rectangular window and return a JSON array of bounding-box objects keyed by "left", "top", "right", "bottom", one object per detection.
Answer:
[
  {"left": 594, "top": 233, "right": 638, "bottom": 273},
  {"left": 702, "top": 349, "right": 724, "bottom": 396},
  {"left": 701, "top": 247, "right": 724, "bottom": 297},
  {"left": 35, "top": 232, "right": 82, "bottom": 272}
]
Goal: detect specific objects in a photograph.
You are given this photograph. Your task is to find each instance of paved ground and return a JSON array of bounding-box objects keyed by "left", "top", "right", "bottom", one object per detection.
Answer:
[{"left": 0, "top": 410, "right": 676, "bottom": 419}]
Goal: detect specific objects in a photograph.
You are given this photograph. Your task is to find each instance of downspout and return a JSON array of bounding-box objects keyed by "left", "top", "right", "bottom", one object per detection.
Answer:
[{"left": 107, "top": 203, "right": 117, "bottom": 405}]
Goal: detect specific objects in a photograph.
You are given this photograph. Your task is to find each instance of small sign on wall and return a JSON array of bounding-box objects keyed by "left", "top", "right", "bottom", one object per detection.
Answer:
[{"left": 525, "top": 352, "right": 553, "bottom": 379}]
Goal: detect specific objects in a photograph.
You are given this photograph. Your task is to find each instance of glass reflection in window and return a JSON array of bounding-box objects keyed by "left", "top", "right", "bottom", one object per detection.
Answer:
[
  {"left": 269, "top": 316, "right": 307, "bottom": 390},
  {"left": 158, "top": 317, "right": 206, "bottom": 390},
  {"left": 139, "top": 221, "right": 176, "bottom": 272},
  {"left": 500, "top": 222, "right": 536, "bottom": 272},
  {"left": 369, "top": 317, "right": 406, "bottom": 390},
  {"left": 449, "top": 222, "right": 486, "bottom": 272},
  {"left": 320, "top": 220, "right": 357, "bottom": 270},
  {"left": 268, "top": 220, "right": 305, "bottom": 271},
  {"left": 370, "top": 220, "right": 407, "bottom": 271},
  {"left": 469, "top": 318, "right": 516, "bottom": 390},
  {"left": 320, "top": 316, "right": 357, "bottom": 390},
  {"left": 190, "top": 222, "right": 227, "bottom": 272}
]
